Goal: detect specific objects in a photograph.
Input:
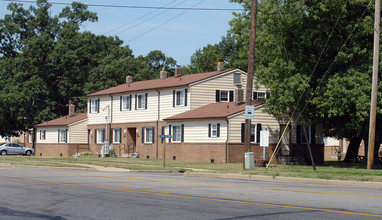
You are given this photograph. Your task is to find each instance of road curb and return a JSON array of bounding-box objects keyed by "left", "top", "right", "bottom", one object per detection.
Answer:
[{"left": 185, "top": 172, "right": 382, "bottom": 189}]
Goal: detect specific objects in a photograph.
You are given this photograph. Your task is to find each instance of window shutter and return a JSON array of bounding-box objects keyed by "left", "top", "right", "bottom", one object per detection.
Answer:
[
  {"left": 311, "top": 125, "right": 316, "bottom": 144},
  {"left": 40, "top": 130, "right": 42, "bottom": 140},
  {"left": 110, "top": 129, "right": 113, "bottom": 143},
  {"left": 120, "top": 96, "right": 122, "bottom": 111},
  {"left": 58, "top": 129, "right": 60, "bottom": 143},
  {"left": 169, "top": 125, "right": 172, "bottom": 143},
  {"left": 119, "top": 128, "right": 122, "bottom": 143},
  {"left": 217, "top": 123, "right": 220, "bottom": 137},
  {"left": 141, "top": 127, "right": 144, "bottom": 143},
  {"left": 256, "top": 124, "right": 261, "bottom": 143},
  {"left": 229, "top": 91, "right": 234, "bottom": 102},
  {"left": 102, "top": 129, "right": 105, "bottom": 142},
  {"left": 65, "top": 129, "right": 68, "bottom": 143},
  {"left": 181, "top": 124, "right": 184, "bottom": 142},
  {"left": 173, "top": 90, "right": 175, "bottom": 107},
  {"left": 161, "top": 126, "right": 165, "bottom": 143},
  {"left": 97, "top": 99, "right": 100, "bottom": 113},
  {"left": 89, "top": 100, "right": 91, "bottom": 113},
  {"left": 208, "top": 124, "right": 211, "bottom": 137},
  {"left": 145, "top": 93, "right": 148, "bottom": 109},
  {"left": 129, "top": 95, "right": 132, "bottom": 110},
  {"left": 241, "top": 123, "right": 245, "bottom": 143},
  {"left": 135, "top": 94, "right": 137, "bottom": 110},
  {"left": 216, "top": 90, "right": 220, "bottom": 102},
  {"left": 253, "top": 92, "right": 258, "bottom": 100},
  {"left": 296, "top": 125, "right": 301, "bottom": 144},
  {"left": 152, "top": 127, "right": 155, "bottom": 144},
  {"left": 94, "top": 129, "right": 97, "bottom": 144},
  {"left": 185, "top": 89, "right": 188, "bottom": 106}
]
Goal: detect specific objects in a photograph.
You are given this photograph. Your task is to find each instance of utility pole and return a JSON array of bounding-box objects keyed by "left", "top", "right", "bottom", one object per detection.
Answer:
[
  {"left": 367, "top": 0, "right": 380, "bottom": 170},
  {"left": 244, "top": 0, "right": 258, "bottom": 168}
]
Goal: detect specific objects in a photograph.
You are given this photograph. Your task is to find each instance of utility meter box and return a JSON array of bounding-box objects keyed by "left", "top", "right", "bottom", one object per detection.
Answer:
[{"left": 244, "top": 152, "right": 255, "bottom": 169}]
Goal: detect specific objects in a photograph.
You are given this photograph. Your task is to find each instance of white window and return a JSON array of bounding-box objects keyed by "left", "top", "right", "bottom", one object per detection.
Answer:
[
  {"left": 175, "top": 90, "right": 186, "bottom": 106},
  {"left": 121, "top": 95, "right": 131, "bottom": 111},
  {"left": 59, "top": 129, "right": 67, "bottom": 143},
  {"left": 233, "top": 73, "right": 241, "bottom": 84},
  {"left": 137, "top": 94, "right": 146, "bottom": 109},
  {"left": 172, "top": 125, "right": 182, "bottom": 142},
  {"left": 113, "top": 128, "right": 121, "bottom": 143},
  {"left": 258, "top": 92, "right": 266, "bottom": 99},
  {"left": 301, "top": 126, "right": 311, "bottom": 144},
  {"left": 90, "top": 99, "right": 99, "bottom": 113},
  {"left": 97, "top": 129, "right": 105, "bottom": 143},
  {"left": 144, "top": 127, "right": 153, "bottom": 143},
  {"left": 40, "top": 130, "right": 46, "bottom": 140},
  {"left": 220, "top": 91, "right": 229, "bottom": 102},
  {"left": 209, "top": 123, "right": 220, "bottom": 138}
]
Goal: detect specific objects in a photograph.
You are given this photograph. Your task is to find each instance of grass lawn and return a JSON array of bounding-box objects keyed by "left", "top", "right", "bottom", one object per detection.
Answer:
[{"left": 1, "top": 156, "right": 382, "bottom": 182}]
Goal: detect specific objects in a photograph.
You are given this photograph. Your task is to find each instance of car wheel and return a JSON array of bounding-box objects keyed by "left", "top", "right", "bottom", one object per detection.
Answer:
[
  {"left": 1, "top": 150, "right": 6, "bottom": 156},
  {"left": 26, "top": 150, "right": 32, "bottom": 156}
]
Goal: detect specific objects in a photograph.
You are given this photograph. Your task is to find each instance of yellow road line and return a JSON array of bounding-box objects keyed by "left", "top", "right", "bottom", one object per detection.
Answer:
[
  {"left": 1, "top": 175, "right": 382, "bottom": 218},
  {"left": 77, "top": 174, "right": 382, "bottom": 199}
]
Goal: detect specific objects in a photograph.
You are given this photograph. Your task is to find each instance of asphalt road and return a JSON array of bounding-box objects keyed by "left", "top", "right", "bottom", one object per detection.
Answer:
[{"left": 0, "top": 166, "right": 381, "bottom": 220}]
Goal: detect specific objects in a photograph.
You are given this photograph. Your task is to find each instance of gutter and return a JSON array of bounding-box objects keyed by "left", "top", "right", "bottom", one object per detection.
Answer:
[
  {"left": 225, "top": 118, "right": 229, "bottom": 163},
  {"left": 156, "top": 89, "right": 160, "bottom": 159}
]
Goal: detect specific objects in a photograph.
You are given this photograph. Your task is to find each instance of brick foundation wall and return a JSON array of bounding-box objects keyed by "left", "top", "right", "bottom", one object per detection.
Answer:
[
  {"left": 35, "top": 143, "right": 88, "bottom": 157},
  {"left": 227, "top": 143, "right": 278, "bottom": 164},
  {"left": 162, "top": 143, "right": 226, "bottom": 163}
]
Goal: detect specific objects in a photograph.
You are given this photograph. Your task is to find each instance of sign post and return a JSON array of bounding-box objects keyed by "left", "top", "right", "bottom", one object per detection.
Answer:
[
  {"left": 260, "top": 130, "right": 269, "bottom": 160},
  {"left": 159, "top": 134, "right": 172, "bottom": 168}
]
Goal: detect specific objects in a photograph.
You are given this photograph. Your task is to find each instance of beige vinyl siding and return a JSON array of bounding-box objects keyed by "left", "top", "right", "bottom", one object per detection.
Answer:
[
  {"left": 0, "top": 136, "right": 9, "bottom": 142},
  {"left": 159, "top": 87, "right": 190, "bottom": 120},
  {"left": 88, "top": 96, "right": 111, "bottom": 125},
  {"left": 69, "top": 119, "right": 88, "bottom": 143},
  {"left": 113, "top": 90, "right": 159, "bottom": 123},
  {"left": 165, "top": 120, "right": 227, "bottom": 143},
  {"left": 228, "top": 106, "right": 280, "bottom": 143},
  {"left": 36, "top": 127, "right": 66, "bottom": 143},
  {"left": 190, "top": 70, "right": 264, "bottom": 109}
]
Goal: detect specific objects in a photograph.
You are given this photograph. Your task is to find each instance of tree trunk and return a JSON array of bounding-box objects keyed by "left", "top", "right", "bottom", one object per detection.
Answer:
[{"left": 343, "top": 137, "right": 362, "bottom": 163}]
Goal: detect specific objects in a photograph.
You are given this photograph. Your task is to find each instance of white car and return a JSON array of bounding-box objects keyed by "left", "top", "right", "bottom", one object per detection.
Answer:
[{"left": 0, "top": 143, "right": 34, "bottom": 156}]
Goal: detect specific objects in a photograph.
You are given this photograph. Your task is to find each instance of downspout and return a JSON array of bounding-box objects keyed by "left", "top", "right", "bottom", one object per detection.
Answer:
[
  {"left": 156, "top": 89, "right": 160, "bottom": 159},
  {"left": 225, "top": 118, "right": 229, "bottom": 163}
]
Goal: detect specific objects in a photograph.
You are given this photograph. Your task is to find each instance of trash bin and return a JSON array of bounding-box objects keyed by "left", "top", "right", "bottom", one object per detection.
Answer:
[{"left": 245, "top": 152, "right": 255, "bottom": 169}]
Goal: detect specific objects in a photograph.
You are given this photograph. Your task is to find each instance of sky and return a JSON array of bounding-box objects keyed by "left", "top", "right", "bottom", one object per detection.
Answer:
[{"left": 1, "top": 0, "right": 242, "bottom": 65}]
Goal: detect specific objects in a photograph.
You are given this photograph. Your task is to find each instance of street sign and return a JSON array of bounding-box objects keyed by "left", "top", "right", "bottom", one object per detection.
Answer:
[
  {"left": 159, "top": 135, "right": 172, "bottom": 138},
  {"left": 245, "top": 105, "right": 254, "bottom": 119},
  {"left": 260, "top": 130, "right": 269, "bottom": 147}
]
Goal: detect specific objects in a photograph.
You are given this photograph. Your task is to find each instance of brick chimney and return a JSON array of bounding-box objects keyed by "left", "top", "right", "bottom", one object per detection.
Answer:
[
  {"left": 126, "top": 74, "right": 132, "bottom": 84},
  {"left": 217, "top": 60, "right": 225, "bottom": 72},
  {"left": 235, "top": 85, "right": 244, "bottom": 105},
  {"left": 68, "top": 102, "right": 75, "bottom": 116},
  {"left": 160, "top": 69, "right": 167, "bottom": 80},
  {"left": 174, "top": 65, "right": 182, "bottom": 77}
]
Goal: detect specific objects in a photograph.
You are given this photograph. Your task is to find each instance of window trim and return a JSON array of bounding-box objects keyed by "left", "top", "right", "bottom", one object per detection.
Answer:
[
  {"left": 136, "top": 93, "right": 147, "bottom": 110},
  {"left": 113, "top": 128, "right": 121, "bottom": 143},
  {"left": 208, "top": 123, "right": 220, "bottom": 138},
  {"left": 144, "top": 127, "right": 154, "bottom": 143},
  {"left": 121, "top": 95, "right": 132, "bottom": 111},
  {"left": 96, "top": 129, "right": 105, "bottom": 144},
  {"left": 58, "top": 129, "right": 68, "bottom": 143},
  {"left": 175, "top": 89, "right": 186, "bottom": 107},
  {"left": 170, "top": 124, "right": 184, "bottom": 143},
  {"left": 220, "top": 90, "right": 229, "bottom": 102},
  {"left": 233, "top": 73, "right": 241, "bottom": 85},
  {"left": 90, "top": 98, "right": 100, "bottom": 113}
]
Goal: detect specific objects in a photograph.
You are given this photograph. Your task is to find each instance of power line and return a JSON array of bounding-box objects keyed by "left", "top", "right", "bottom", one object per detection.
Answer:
[
  {"left": 103, "top": 0, "right": 181, "bottom": 35},
  {"left": 126, "top": 0, "right": 206, "bottom": 43},
  {"left": 3, "top": 0, "right": 243, "bottom": 11}
]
